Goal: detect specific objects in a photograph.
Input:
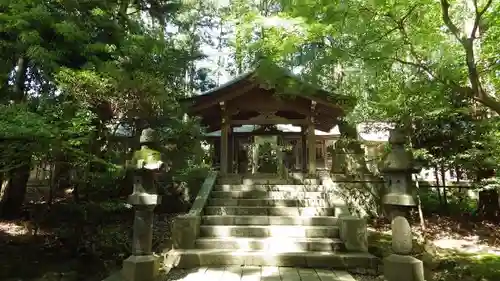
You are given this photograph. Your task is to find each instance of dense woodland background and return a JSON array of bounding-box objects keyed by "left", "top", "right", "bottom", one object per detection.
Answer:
[{"left": 0, "top": 0, "right": 499, "bottom": 280}]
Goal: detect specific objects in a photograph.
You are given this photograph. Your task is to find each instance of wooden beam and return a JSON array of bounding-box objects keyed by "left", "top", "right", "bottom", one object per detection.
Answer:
[
  {"left": 308, "top": 96, "right": 345, "bottom": 112},
  {"left": 191, "top": 82, "right": 257, "bottom": 112},
  {"left": 307, "top": 116, "right": 316, "bottom": 175},
  {"left": 220, "top": 102, "right": 229, "bottom": 175},
  {"left": 227, "top": 97, "right": 312, "bottom": 116},
  {"left": 230, "top": 119, "right": 308, "bottom": 125}
]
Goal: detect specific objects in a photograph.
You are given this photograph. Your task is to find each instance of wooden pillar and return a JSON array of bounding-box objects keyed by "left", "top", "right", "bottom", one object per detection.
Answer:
[
  {"left": 252, "top": 136, "right": 259, "bottom": 174},
  {"left": 277, "top": 139, "right": 284, "bottom": 177},
  {"left": 294, "top": 138, "right": 300, "bottom": 170},
  {"left": 228, "top": 126, "right": 234, "bottom": 174},
  {"left": 213, "top": 140, "right": 220, "bottom": 166},
  {"left": 323, "top": 140, "right": 328, "bottom": 169},
  {"left": 301, "top": 126, "right": 307, "bottom": 173},
  {"left": 220, "top": 102, "right": 229, "bottom": 175},
  {"left": 307, "top": 120, "right": 316, "bottom": 175},
  {"left": 308, "top": 102, "right": 317, "bottom": 175},
  {"left": 234, "top": 136, "right": 239, "bottom": 174}
]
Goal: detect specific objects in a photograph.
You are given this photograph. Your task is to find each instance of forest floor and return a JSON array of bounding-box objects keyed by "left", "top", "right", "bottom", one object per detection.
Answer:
[
  {"left": 1, "top": 188, "right": 500, "bottom": 281},
  {"left": 368, "top": 214, "right": 500, "bottom": 281}
]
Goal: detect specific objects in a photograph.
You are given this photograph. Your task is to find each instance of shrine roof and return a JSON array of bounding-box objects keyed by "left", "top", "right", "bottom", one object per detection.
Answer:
[{"left": 181, "top": 62, "right": 357, "bottom": 132}]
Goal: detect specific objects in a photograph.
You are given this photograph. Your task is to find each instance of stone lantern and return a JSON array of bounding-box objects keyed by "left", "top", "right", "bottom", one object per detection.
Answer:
[
  {"left": 120, "top": 128, "right": 166, "bottom": 281},
  {"left": 381, "top": 128, "right": 425, "bottom": 281},
  {"left": 381, "top": 128, "right": 419, "bottom": 209}
]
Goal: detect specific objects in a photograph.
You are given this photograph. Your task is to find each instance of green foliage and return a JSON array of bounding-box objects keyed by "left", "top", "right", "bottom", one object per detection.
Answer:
[
  {"left": 419, "top": 188, "right": 478, "bottom": 215},
  {"left": 0, "top": 104, "right": 56, "bottom": 139},
  {"left": 369, "top": 230, "right": 500, "bottom": 281},
  {"left": 434, "top": 252, "right": 500, "bottom": 281},
  {"left": 257, "top": 142, "right": 278, "bottom": 173},
  {"left": 0, "top": 0, "right": 210, "bottom": 216},
  {"left": 0, "top": 104, "right": 56, "bottom": 172}
]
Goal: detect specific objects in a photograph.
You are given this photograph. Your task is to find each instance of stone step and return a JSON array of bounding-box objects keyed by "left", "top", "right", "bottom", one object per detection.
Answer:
[
  {"left": 199, "top": 225, "right": 339, "bottom": 238},
  {"left": 213, "top": 184, "right": 327, "bottom": 192},
  {"left": 207, "top": 198, "right": 339, "bottom": 207},
  {"left": 195, "top": 237, "right": 344, "bottom": 251},
  {"left": 165, "top": 249, "right": 379, "bottom": 270},
  {"left": 241, "top": 178, "right": 320, "bottom": 185},
  {"left": 218, "top": 177, "right": 320, "bottom": 185},
  {"left": 204, "top": 206, "right": 337, "bottom": 216},
  {"left": 201, "top": 215, "right": 338, "bottom": 226},
  {"left": 210, "top": 190, "right": 327, "bottom": 199}
]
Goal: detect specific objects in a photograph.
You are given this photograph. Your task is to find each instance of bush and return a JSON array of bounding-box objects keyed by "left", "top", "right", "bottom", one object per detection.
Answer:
[{"left": 419, "top": 188, "right": 477, "bottom": 215}]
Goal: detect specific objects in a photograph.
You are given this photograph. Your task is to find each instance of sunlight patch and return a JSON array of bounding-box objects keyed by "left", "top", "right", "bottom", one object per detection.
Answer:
[
  {"left": 268, "top": 226, "right": 305, "bottom": 238},
  {"left": 0, "top": 221, "right": 29, "bottom": 236},
  {"left": 260, "top": 266, "right": 279, "bottom": 277},
  {"left": 433, "top": 237, "right": 500, "bottom": 255},
  {"left": 182, "top": 267, "right": 209, "bottom": 281}
]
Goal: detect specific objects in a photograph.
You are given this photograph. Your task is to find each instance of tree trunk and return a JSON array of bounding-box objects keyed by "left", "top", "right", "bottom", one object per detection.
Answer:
[
  {"left": 478, "top": 189, "right": 500, "bottom": 220},
  {"left": 0, "top": 55, "right": 31, "bottom": 219},
  {"left": 434, "top": 167, "right": 442, "bottom": 205},
  {"left": 439, "top": 0, "right": 500, "bottom": 115},
  {"left": 414, "top": 174, "right": 426, "bottom": 231},
  {"left": 440, "top": 165, "right": 448, "bottom": 211},
  {"left": 0, "top": 163, "right": 31, "bottom": 219}
]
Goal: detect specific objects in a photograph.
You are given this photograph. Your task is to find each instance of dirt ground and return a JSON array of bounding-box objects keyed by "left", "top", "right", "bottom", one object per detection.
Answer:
[{"left": 1, "top": 186, "right": 500, "bottom": 281}]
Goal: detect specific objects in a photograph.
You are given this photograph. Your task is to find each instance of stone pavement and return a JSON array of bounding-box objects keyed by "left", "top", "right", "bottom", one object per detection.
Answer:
[{"left": 166, "top": 266, "right": 357, "bottom": 281}]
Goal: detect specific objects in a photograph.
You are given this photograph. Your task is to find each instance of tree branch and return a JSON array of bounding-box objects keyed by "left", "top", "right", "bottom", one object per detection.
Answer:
[
  {"left": 357, "top": 26, "right": 399, "bottom": 48},
  {"left": 440, "top": 0, "right": 464, "bottom": 43},
  {"left": 471, "top": 0, "right": 493, "bottom": 38},
  {"left": 355, "top": 5, "right": 418, "bottom": 50},
  {"left": 389, "top": 57, "right": 443, "bottom": 83},
  {"left": 386, "top": 5, "right": 437, "bottom": 85}
]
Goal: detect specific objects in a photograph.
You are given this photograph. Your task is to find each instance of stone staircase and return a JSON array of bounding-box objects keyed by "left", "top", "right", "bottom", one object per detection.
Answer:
[{"left": 168, "top": 174, "right": 378, "bottom": 272}]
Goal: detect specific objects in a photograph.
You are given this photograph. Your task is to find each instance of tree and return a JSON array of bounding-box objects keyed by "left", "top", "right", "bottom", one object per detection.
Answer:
[
  {"left": 217, "top": 0, "right": 500, "bottom": 217},
  {"left": 222, "top": 0, "right": 498, "bottom": 117},
  {"left": 0, "top": 0, "right": 207, "bottom": 218}
]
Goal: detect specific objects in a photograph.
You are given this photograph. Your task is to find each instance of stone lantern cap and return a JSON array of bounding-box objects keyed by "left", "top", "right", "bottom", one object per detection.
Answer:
[
  {"left": 382, "top": 150, "right": 420, "bottom": 173},
  {"left": 381, "top": 128, "right": 420, "bottom": 173},
  {"left": 388, "top": 128, "right": 406, "bottom": 144},
  {"left": 128, "top": 192, "right": 161, "bottom": 206},
  {"left": 140, "top": 128, "right": 158, "bottom": 144},
  {"left": 383, "top": 192, "right": 416, "bottom": 206}
]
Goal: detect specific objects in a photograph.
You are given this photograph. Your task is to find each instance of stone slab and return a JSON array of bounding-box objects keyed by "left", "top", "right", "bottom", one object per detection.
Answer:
[
  {"left": 207, "top": 198, "right": 334, "bottom": 207},
  {"left": 383, "top": 254, "right": 424, "bottom": 281},
  {"left": 121, "top": 255, "right": 160, "bottom": 281},
  {"left": 201, "top": 215, "right": 338, "bottom": 226},
  {"left": 213, "top": 184, "right": 325, "bottom": 192},
  {"left": 128, "top": 193, "right": 161, "bottom": 206},
  {"left": 163, "top": 249, "right": 379, "bottom": 270},
  {"left": 195, "top": 237, "right": 344, "bottom": 251},
  {"left": 210, "top": 190, "right": 327, "bottom": 199},
  {"left": 203, "top": 206, "right": 336, "bottom": 216},
  {"left": 338, "top": 216, "right": 368, "bottom": 252},
  {"left": 199, "top": 225, "right": 339, "bottom": 238},
  {"left": 172, "top": 215, "right": 201, "bottom": 249},
  {"left": 162, "top": 266, "right": 359, "bottom": 281},
  {"left": 187, "top": 171, "right": 218, "bottom": 216},
  {"left": 391, "top": 216, "right": 413, "bottom": 254}
]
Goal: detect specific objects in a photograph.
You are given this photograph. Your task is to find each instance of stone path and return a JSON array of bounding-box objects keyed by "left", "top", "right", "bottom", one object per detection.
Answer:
[{"left": 166, "top": 266, "right": 357, "bottom": 281}]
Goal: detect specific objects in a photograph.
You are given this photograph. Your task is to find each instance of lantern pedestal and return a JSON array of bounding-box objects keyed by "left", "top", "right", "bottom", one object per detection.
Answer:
[
  {"left": 384, "top": 254, "right": 425, "bottom": 281},
  {"left": 381, "top": 128, "right": 425, "bottom": 281},
  {"left": 104, "top": 128, "right": 166, "bottom": 281},
  {"left": 338, "top": 216, "right": 368, "bottom": 252},
  {"left": 122, "top": 255, "right": 160, "bottom": 281},
  {"left": 121, "top": 192, "right": 161, "bottom": 281}
]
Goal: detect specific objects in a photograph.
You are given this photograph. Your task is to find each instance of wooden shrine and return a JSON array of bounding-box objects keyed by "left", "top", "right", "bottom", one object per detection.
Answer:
[{"left": 182, "top": 63, "right": 356, "bottom": 176}]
